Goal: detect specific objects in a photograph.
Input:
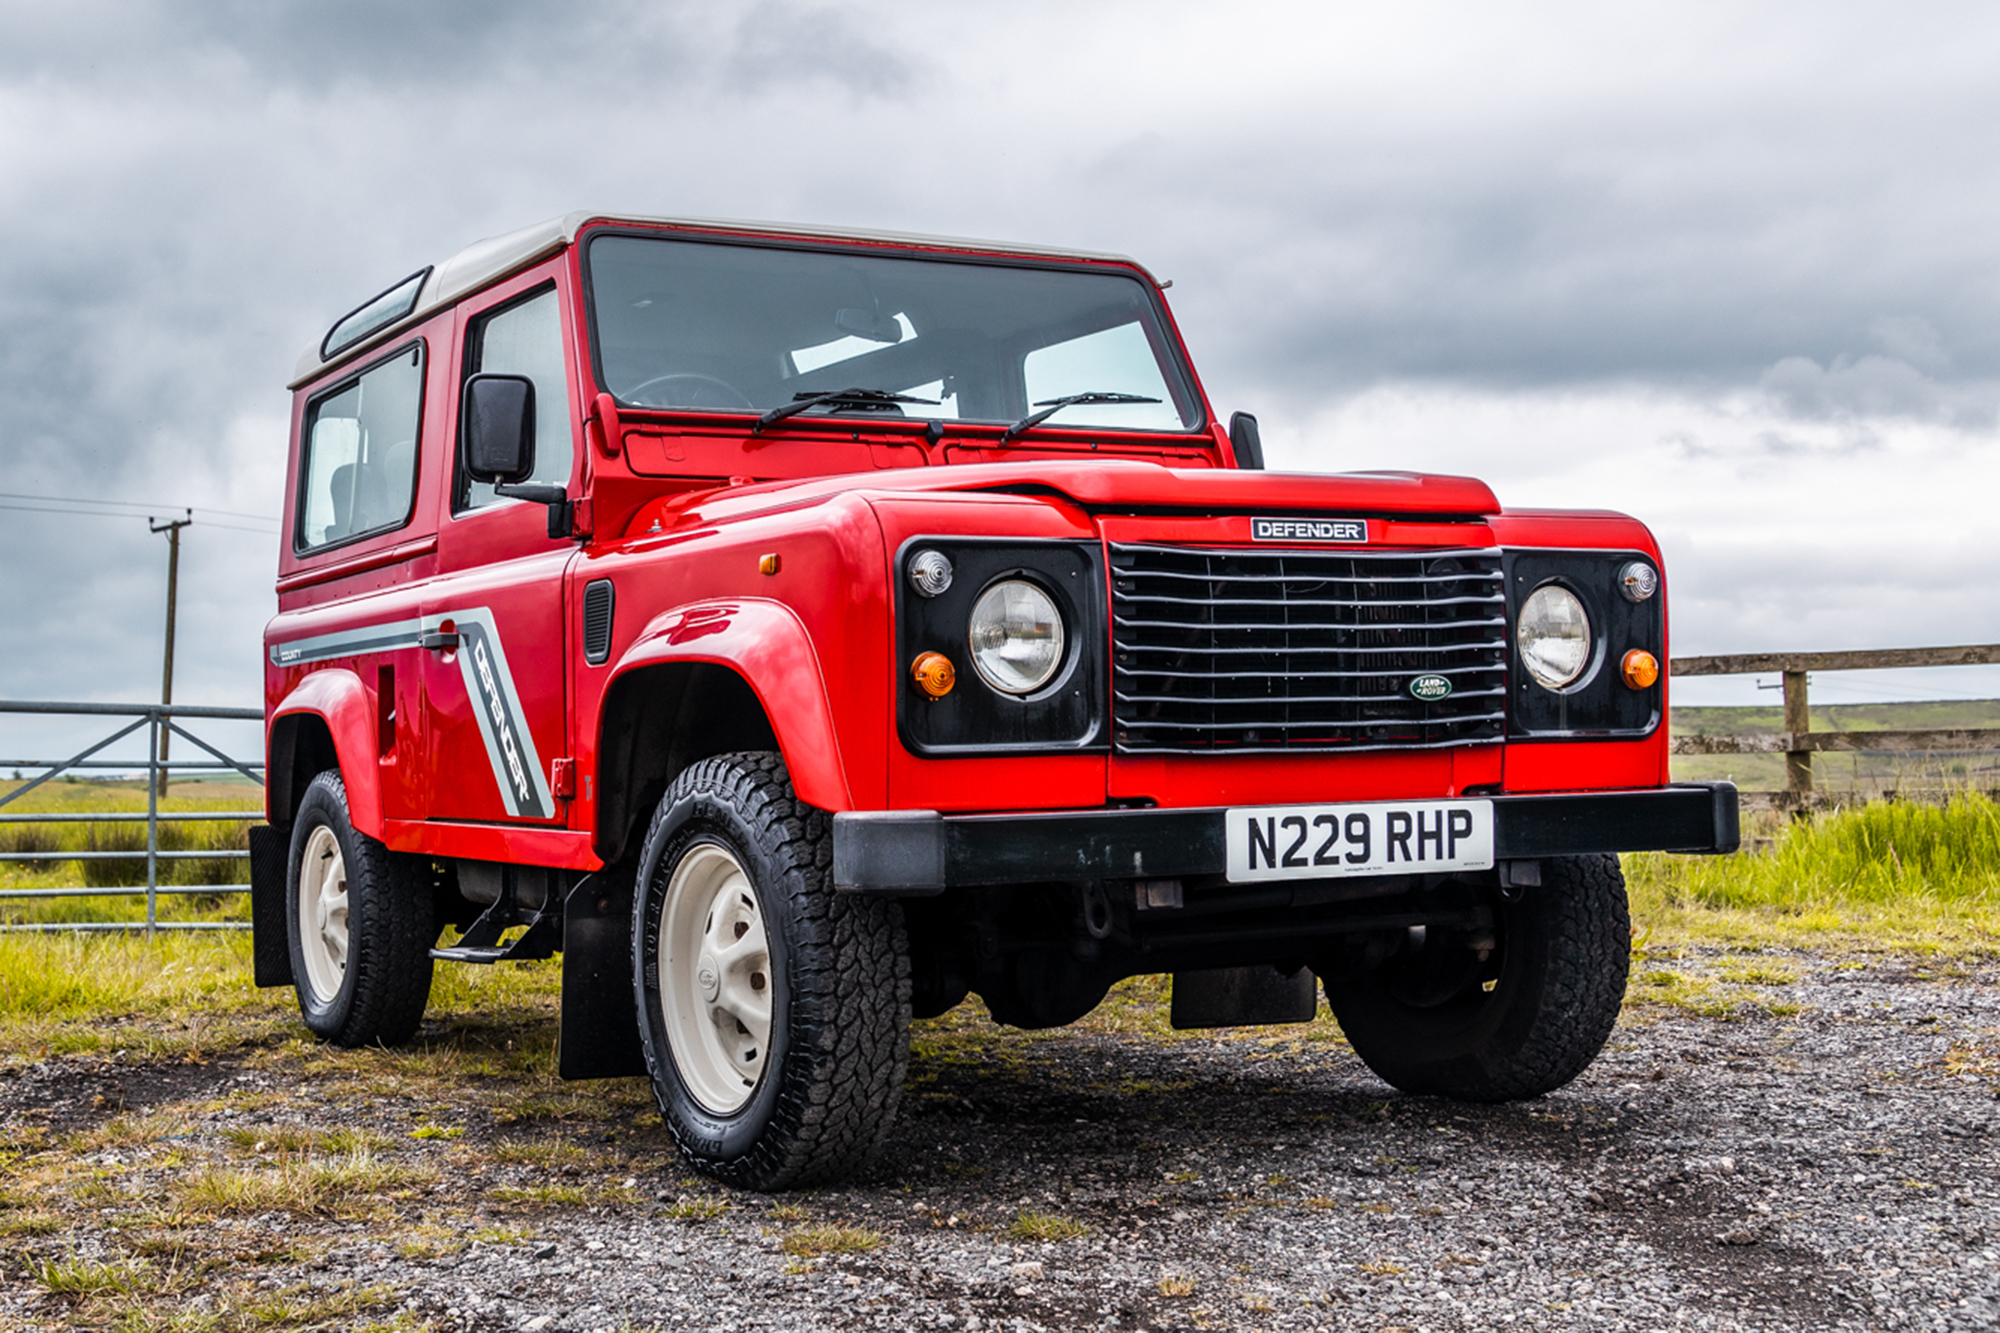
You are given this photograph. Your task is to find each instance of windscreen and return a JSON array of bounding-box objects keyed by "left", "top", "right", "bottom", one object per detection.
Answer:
[{"left": 585, "top": 235, "right": 1201, "bottom": 433}]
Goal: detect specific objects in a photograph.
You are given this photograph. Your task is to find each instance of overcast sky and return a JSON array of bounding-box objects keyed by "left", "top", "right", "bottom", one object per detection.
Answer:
[{"left": 2, "top": 0, "right": 1997, "bottom": 733}]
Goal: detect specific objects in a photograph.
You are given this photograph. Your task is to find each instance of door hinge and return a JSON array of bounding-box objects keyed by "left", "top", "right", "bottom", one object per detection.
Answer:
[{"left": 550, "top": 757, "right": 576, "bottom": 799}]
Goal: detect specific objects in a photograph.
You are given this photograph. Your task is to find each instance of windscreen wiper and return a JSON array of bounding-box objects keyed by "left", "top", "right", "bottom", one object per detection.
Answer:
[
  {"left": 752, "top": 387, "right": 939, "bottom": 434},
  {"left": 998, "top": 391, "right": 1161, "bottom": 443}
]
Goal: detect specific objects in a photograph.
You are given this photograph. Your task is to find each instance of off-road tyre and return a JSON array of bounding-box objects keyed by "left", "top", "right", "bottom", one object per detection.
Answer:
[
  {"left": 285, "top": 769, "right": 435, "bottom": 1047},
  {"left": 633, "top": 751, "right": 911, "bottom": 1191},
  {"left": 1322, "top": 854, "right": 1629, "bottom": 1101}
]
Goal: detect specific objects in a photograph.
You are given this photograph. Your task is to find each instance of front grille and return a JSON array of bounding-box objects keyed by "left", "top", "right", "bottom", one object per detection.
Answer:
[{"left": 1109, "top": 543, "right": 1507, "bottom": 753}]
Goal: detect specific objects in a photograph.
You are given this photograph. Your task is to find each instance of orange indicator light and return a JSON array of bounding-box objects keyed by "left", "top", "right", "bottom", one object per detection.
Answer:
[
  {"left": 912, "top": 652, "right": 955, "bottom": 699},
  {"left": 758, "top": 553, "right": 782, "bottom": 575},
  {"left": 1621, "top": 649, "right": 1660, "bottom": 690}
]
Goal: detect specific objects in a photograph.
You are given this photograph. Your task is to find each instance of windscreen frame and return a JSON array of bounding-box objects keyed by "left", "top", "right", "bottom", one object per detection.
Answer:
[{"left": 576, "top": 225, "right": 1208, "bottom": 436}]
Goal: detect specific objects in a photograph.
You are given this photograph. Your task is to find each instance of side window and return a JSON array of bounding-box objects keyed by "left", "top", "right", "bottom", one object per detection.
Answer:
[
  {"left": 459, "top": 286, "right": 574, "bottom": 511},
  {"left": 296, "top": 343, "right": 424, "bottom": 553}
]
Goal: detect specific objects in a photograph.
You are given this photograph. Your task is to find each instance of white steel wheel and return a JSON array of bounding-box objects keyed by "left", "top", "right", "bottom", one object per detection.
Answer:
[
  {"left": 296, "top": 823, "right": 350, "bottom": 1003},
  {"left": 658, "top": 841, "right": 772, "bottom": 1114}
]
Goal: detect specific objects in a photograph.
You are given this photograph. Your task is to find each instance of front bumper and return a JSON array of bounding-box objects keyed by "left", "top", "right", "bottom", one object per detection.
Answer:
[{"left": 833, "top": 782, "right": 1738, "bottom": 895}]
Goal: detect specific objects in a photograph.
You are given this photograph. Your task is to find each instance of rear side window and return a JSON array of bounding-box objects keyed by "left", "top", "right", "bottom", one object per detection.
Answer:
[
  {"left": 458, "top": 286, "right": 573, "bottom": 512},
  {"left": 296, "top": 343, "right": 424, "bottom": 553}
]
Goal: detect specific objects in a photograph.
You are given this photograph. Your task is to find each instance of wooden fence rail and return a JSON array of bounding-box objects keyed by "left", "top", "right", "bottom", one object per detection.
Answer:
[{"left": 1667, "top": 643, "right": 2000, "bottom": 808}]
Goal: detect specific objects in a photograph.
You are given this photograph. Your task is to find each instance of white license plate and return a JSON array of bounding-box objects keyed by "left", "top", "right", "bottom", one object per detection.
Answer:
[{"left": 1224, "top": 799, "right": 1495, "bottom": 883}]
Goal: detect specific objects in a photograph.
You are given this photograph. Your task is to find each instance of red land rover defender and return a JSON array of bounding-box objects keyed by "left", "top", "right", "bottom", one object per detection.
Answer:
[{"left": 252, "top": 213, "right": 1737, "bottom": 1189}]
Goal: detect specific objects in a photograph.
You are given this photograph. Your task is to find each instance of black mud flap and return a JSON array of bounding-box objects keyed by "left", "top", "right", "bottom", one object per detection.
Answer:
[
  {"left": 558, "top": 872, "right": 647, "bottom": 1080},
  {"left": 1170, "top": 965, "right": 1318, "bottom": 1029},
  {"left": 248, "top": 824, "right": 292, "bottom": 989}
]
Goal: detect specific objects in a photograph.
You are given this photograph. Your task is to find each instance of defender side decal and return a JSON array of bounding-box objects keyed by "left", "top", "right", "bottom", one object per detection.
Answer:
[
  {"left": 430, "top": 609, "right": 554, "bottom": 821},
  {"left": 269, "top": 610, "right": 555, "bottom": 820}
]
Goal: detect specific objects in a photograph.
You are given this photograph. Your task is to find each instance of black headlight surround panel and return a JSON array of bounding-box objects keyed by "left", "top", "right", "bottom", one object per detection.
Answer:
[
  {"left": 896, "top": 537, "right": 1106, "bottom": 756},
  {"left": 1505, "top": 549, "right": 1663, "bottom": 738}
]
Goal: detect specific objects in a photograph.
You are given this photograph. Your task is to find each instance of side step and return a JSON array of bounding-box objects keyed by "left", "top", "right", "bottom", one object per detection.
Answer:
[{"left": 430, "top": 865, "right": 572, "bottom": 965}]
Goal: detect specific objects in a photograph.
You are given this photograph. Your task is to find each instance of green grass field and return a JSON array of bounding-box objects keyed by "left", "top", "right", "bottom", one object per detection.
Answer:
[
  {"left": 1670, "top": 697, "right": 2000, "bottom": 795},
  {"left": 0, "top": 778, "right": 257, "bottom": 927}
]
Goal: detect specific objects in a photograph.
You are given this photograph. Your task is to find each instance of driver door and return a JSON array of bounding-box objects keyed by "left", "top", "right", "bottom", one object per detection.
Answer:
[{"left": 419, "top": 264, "right": 581, "bottom": 826}]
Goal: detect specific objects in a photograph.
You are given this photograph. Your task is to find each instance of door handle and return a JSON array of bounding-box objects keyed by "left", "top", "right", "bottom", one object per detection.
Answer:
[{"left": 420, "top": 631, "right": 460, "bottom": 652}]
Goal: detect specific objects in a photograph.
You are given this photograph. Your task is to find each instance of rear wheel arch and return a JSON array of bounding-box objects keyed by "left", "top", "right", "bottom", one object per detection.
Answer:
[
  {"left": 268, "top": 711, "right": 339, "bottom": 833},
  {"left": 267, "top": 669, "right": 384, "bottom": 837}
]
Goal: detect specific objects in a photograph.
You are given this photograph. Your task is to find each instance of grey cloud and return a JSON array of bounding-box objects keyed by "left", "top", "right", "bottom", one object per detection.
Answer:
[
  {"left": 0, "top": 1, "right": 909, "bottom": 100},
  {"left": 1756, "top": 355, "right": 1997, "bottom": 429},
  {"left": 0, "top": 1, "right": 1997, "bottom": 709},
  {"left": 719, "top": 2, "right": 917, "bottom": 98},
  {"left": 1871, "top": 316, "right": 1950, "bottom": 373}
]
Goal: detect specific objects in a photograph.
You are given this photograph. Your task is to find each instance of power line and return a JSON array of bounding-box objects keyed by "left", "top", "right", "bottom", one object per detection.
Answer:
[
  {"left": 0, "top": 501, "right": 277, "bottom": 534},
  {"left": 0, "top": 490, "right": 278, "bottom": 525}
]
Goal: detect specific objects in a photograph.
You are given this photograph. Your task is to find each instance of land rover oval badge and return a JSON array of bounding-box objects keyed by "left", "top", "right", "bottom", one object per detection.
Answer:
[{"left": 1409, "top": 674, "right": 1453, "bottom": 702}]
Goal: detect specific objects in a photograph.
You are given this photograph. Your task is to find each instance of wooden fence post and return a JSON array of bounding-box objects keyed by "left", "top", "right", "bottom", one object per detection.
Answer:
[{"left": 1782, "top": 668, "right": 1812, "bottom": 807}]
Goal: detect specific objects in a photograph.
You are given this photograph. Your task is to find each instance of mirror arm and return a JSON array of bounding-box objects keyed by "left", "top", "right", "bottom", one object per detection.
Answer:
[{"left": 493, "top": 483, "right": 574, "bottom": 540}]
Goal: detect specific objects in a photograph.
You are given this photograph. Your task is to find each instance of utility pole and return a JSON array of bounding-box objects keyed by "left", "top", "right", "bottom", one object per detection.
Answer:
[{"left": 149, "top": 510, "right": 192, "bottom": 799}]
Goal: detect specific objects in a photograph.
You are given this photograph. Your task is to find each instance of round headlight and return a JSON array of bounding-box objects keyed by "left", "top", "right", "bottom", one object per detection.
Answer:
[
  {"left": 1517, "top": 585, "right": 1592, "bottom": 691},
  {"left": 967, "top": 579, "right": 1065, "bottom": 695}
]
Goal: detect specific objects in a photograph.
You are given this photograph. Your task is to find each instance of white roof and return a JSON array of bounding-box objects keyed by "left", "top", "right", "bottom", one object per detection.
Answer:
[{"left": 291, "top": 212, "right": 1158, "bottom": 388}]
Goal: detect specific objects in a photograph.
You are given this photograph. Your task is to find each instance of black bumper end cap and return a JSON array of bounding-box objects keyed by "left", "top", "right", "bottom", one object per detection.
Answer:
[{"left": 833, "top": 810, "right": 946, "bottom": 895}]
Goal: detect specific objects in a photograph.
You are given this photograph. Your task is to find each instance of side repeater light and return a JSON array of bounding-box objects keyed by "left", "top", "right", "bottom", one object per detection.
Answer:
[
  {"left": 908, "top": 549, "right": 954, "bottom": 598},
  {"left": 1617, "top": 561, "right": 1659, "bottom": 603},
  {"left": 1621, "top": 649, "right": 1660, "bottom": 690},
  {"left": 912, "top": 651, "right": 955, "bottom": 699}
]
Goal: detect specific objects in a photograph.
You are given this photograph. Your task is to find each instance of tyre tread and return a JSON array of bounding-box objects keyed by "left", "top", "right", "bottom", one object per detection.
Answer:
[
  {"left": 291, "top": 770, "right": 434, "bottom": 1048},
  {"left": 1330, "top": 853, "right": 1629, "bottom": 1102},
  {"left": 639, "top": 752, "right": 910, "bottom": 1190}
]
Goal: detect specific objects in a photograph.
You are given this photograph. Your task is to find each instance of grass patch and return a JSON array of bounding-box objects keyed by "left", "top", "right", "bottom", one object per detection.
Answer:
[
  {"left": 0, "top": 931, "right": 268, "bottom": 1024},
  {"left": 470, "top": 1223, "right": 534, "bottom": 1245},
  {"left": 394, "top": 1221, "right": 466, "bottom": 1259},
  {"left": 0, "top": 1211, "right": 61, "bottom": 1236},
  {"left": 780, "top": 1224, "right": 882, "bottom": 1257},
  {"left": 1005, "top": 1210, "right": 1089, "bottom": 1242},
  {"left": 1626, "top": 793, "right": 2000, "bottom": 950},
  {"left": 237, "top": 1280, "right": 401, "bottom": 1328},
  {"left": 661, "top": 1197, "right": 726, "bottom": 1221},
  {"left": 32, "top": 1250, "right": 151, "bottom": 1298},
  {"left": 221, "top": 1125, "right": 390, "bottom": 1157},
  {"left": 488, "top": 1179, "right": 640, "bottom": 1209},
  {"left": 487, "top": 1135, "right": 598, "bottom": 1169},
  {"left": 177, "top": 1150, "right": 434, "bottom": 1217},
  {"left": 1158, "top": 1272, "right": 1197, "bottom": 1297}
]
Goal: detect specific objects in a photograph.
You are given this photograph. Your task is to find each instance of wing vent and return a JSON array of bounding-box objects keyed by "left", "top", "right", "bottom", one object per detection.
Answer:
[{"left": 583, "top": 579, "right": 615, "bottom": 665}]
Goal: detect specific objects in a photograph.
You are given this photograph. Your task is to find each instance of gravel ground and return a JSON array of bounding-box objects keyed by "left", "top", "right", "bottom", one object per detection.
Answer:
[{"left": 4, "top": 946, "right": 1999, "bottom": 1331}]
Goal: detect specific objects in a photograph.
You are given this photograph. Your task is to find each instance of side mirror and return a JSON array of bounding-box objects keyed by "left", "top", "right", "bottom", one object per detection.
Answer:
[
  {"left": 463, "top": 374, "right": 537, "bottom": 484},
  {"left": 1228, "top": 411, "right": 1265, "bottom": 470}
]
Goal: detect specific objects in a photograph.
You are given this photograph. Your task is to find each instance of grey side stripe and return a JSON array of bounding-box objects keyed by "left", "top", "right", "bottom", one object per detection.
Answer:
[{"left": 269, "top": 618, "right": 426, "bottom": 666}]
